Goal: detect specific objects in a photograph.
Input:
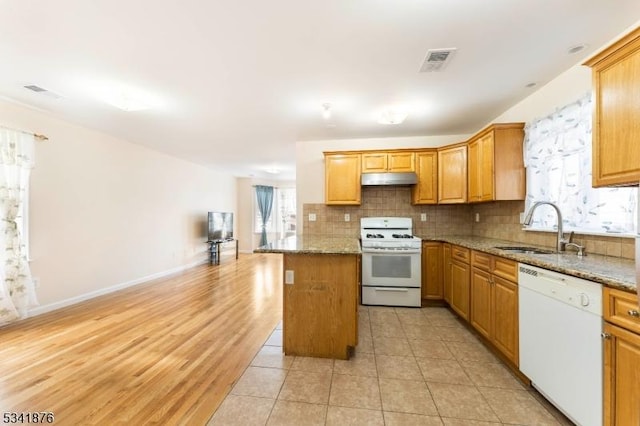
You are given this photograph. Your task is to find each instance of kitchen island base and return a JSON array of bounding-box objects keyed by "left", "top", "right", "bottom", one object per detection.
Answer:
[{"left": 283, "top": 253, "right": 358, "bottom": 360}]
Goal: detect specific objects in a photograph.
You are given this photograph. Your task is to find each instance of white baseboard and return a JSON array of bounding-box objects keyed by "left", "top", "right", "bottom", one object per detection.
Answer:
[
  {"left": 239, "top": 249, "right": 254, "bottom": 254},
  {"left": 28, "top": 258, "right": 209, "bottom": 318}
]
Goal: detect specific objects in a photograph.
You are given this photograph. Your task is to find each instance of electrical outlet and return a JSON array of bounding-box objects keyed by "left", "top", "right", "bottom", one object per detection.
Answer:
[
  {"left": 475, "top": 213, "right": 480, "bottom": 223},
  {"left": 420, "top": 213, "right": 427, "bottom": 221},
  {"left": 344, "top": 213, "right": 350, "bottom": 222},
  {"left": 308, "top": 213, "right": 316, "bottom": 222},
  {"left": 285, "top": 270, "right": 294, "bottom": 285}
]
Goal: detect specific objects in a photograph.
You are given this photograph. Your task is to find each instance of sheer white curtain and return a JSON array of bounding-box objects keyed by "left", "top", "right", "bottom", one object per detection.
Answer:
[
  {"left": 524, "top": 93, "right": 637, "bottom": 234},
  {"left": 0, "top": 128, "right": 37, "bottom": 326}
]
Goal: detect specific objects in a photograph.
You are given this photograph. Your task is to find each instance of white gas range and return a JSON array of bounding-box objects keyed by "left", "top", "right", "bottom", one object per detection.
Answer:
[{"left": 360, "top": 217, "right": 422, "bottom": 307}]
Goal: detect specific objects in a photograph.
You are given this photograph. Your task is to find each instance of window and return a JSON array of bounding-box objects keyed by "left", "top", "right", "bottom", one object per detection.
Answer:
[
  {"left": 254, "top": 187, "right": 296, "bottom": 238},
  {"left": 524, "top": 93, "right": 637, "bottom": 235}
]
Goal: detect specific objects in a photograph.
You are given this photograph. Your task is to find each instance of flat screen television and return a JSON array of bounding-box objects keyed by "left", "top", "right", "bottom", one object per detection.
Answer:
[{"left": 208, "top": 211, "right": 234, "bottom": 242}]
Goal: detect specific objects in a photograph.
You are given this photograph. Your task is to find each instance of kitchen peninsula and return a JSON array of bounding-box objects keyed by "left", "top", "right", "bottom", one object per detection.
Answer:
[{"left": 255, "top": 236, "right": 361, "bottom": 360}]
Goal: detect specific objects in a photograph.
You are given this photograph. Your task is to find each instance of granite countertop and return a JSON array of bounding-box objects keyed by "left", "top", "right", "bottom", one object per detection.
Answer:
[
  {"left": 424, "top": 235, "right": 637, "bottom": 293},
  {"left": 254, "top": 235, "right": 361, "bottom": 255}
]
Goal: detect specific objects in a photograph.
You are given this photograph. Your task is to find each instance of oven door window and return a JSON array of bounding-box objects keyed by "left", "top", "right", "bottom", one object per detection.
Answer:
[
  {"left": 372, "top": 255, "right": 411, "bottom": 278},
  {"left": 362, "top": 252, "right": 421, "bottom": 288}
]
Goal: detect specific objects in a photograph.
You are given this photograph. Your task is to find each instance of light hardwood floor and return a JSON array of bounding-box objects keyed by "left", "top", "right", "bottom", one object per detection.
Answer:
[{"left": 0, "top": 253, "right": 283, "bottom": 425}]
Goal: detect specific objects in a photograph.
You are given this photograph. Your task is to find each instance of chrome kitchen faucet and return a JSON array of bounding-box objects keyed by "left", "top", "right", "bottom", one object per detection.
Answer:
[{"left": 522, "top": 201, "right": 573, "bottom": 252}]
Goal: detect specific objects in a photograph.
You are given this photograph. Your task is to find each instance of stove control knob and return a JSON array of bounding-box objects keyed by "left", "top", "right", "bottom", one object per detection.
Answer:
[{"left": 578, "top": 293, "right": 590, "bottom": 307}]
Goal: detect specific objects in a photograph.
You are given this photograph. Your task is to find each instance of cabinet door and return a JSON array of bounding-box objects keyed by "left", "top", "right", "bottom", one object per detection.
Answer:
[
  {"left": 325, "top": 154, "right": 362, "bottom": 205},
  {"left": 443, "top": 244, "right": 452, "bottom": 304},
  {"left": 412, "top": 151, "right": 438, "bottom": 204},
  {"left": 438, "top": 145, "right": 467, "bottom": 204},
  {"left": 604, "top": 287, "right": 640, "bottom": 334},
  {"left": 492, "top": 276, "right": 519, "bottom": 365},
  {"left": 467, "top": 139, "right": 481, "bottom": 202},
  {"left": 450, "top": 260, "right": 469, "bottom": 320},
  {"left": 470, "top": 268, "right": 492, "bottom": 339},
  {"left": 604, "top": 322, "right": 640, "bottom": 426},
  {"left": 468, "top": 133, "right": 495, "bottom": 203},
  {"left": 585, "top": 28, "right": 640, "bottom": 187},
  {"left": 492, "top": 124, "right": 525, "bottom": 201},
  {"left": 362, "top": 153, "right": 388, "bottom": 173},
  {"left": 388, "top": 152, "right": 415, "bottom": 172},
  {"left": 422, "top": 242, "right": 443, "bottom": 300},
  {"left": 479, "top": 133, "right": 495, "bottom": 201}
]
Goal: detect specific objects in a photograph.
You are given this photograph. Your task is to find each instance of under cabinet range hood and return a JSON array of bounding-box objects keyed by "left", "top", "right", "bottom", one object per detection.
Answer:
[{"left": 361, "top": 172, "right": 418, "bottom": 186}]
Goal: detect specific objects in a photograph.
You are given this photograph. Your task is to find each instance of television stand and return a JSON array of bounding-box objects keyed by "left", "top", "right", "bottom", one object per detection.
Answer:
[{"left": 207, "top": 239, "right": 238, "bottom": 265}]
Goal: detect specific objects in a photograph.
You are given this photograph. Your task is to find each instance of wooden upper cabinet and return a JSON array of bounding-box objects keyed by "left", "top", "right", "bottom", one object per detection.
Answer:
[
  {"left": 412, "top": 150, "right": 438, "bottom": 204},
  {"left": 438, "top": 144, "right": 467, "bottom": 204},
  {"left": 467, "top": 123, "right": 525, "bottom": 203},
  {"left": 324, "top": 152, "right": 362, "bottom": 205},
  {"left": 362, "top": 151, "right": 415, "bottom": 173},
  {"left": 584, "top": 27, "right": 640, "bottom": 187},
  {"left": 467, "top": 139, "right": 482, "bottom": 203},
  {"left": 361, "top": 152, "right": 387, "bottom": 173}
]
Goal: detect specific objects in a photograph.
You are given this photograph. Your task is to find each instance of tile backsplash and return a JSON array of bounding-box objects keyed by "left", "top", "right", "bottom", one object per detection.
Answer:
[
  {"left": 471, "top": 200, "right": 635, "bottom": 260},
  {"left": 302, "top": 188, "right": 635, "bottom": 260},
  {"left": 303, "top": 187, "right": 472, "bottom": 238}
]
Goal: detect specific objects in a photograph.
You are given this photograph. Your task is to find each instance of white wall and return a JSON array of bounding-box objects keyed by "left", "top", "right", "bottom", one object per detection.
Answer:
[
  {"left": 0, "top": 99, "right": 236, "bottom": 314},
  {"left": 295, "top": 135, "right": 470, "bottom": 233},
  {"left": 490, "top": 18, "right": 640, "bottom": 125},
  {"left": 488, "top": 65, "right": 591, "bottom": 125}
]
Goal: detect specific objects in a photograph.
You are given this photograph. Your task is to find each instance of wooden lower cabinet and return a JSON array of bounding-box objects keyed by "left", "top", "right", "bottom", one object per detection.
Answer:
[
  {"left": 604, "top": 287, "right": 640, "bottom": 425},
  {"left": 443, "top": 244, "right": 452, "bottom": 303},
  {"left": 604, "top": 322, "right": 640, "bottom": 426},
  {"left": 421, "top": 242, "right": 443, "bottom": 300},
  {"left": 492, "top": 276, "right": 518, "bottom": 363},
  {"left": 283, "top": 253, "right": 358, "bottom": 359},
  {"left": 469, "top": 251, "right": 519, "bottom": 365},
  {"left": 470, "top": 267, "right": 492, "bottom": 339},
  {"left": 450, "top": 258, "right": 470, "bottom": 320}
]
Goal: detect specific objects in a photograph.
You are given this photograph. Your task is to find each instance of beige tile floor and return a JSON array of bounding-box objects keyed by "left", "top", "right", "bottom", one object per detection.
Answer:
[{"left": 209, "top": 306, "right": 574, "bottom": 426}]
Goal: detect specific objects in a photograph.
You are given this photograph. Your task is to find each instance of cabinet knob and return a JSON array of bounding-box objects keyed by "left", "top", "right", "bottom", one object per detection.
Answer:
[
  {"left": 628, "top": 310, "right": 640, "bottom": 317},
  {"left": 601, "top": 332, "right": 611, "bottom": 339}
]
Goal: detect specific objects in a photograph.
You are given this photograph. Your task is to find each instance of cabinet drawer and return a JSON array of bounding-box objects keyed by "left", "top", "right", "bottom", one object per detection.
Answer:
[
  {"left": 471, "top": 251, "right": 491, "bottom": 271},
  {"left": 492, "top": 257, "right": 518, "bottom": 282},
  {"left": 604, "top": 287, "right": 640, "bottom": 334},
  {"left": 451, "top": 246, "right": 470, "bottom": 263}
]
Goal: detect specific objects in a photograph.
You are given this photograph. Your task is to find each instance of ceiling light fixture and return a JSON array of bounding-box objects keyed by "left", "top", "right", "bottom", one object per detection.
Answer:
[
  {"left": 377, "top": 108, "right": 408, "bottom": 125},
  {"left": 106, "top": 91, "right": 150, "bottom": 112},
  {"left": 321, "top": 103, "right": 332, "bottom": 120},
  {"left": 265, "top": 167, "right": 281, "bottom": 175}
]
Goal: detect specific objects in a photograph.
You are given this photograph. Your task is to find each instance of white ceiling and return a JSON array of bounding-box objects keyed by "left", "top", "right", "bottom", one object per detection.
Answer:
[{"left": 1, "top": 1, "right": 639, "bottom": 181}]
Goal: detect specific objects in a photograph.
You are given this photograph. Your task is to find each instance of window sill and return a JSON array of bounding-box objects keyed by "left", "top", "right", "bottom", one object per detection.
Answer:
[{"left": 522, "top": 227, "right": 636, "bottom": 239}]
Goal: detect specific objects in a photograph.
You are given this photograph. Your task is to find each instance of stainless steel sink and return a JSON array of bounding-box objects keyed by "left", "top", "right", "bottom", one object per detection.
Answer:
[{"left": 493, "top": 246, "right": 555, "bottom": 255}]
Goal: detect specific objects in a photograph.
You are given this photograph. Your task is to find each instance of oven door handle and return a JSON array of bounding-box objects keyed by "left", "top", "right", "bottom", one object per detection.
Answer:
[
  {"left": 372, "top": 287, "right": 409, "bottom": 292},
  {"left": 361, "top": 248, "right": 422, "bottom": 254}
]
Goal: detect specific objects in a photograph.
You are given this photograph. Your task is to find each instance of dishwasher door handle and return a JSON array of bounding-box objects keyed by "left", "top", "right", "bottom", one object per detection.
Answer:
[
  {"left": 373, "top": 287, "right": 409, "bottom": 292},
  {"left": 539, "top": 272, "right": 567, "bottom": 284}
]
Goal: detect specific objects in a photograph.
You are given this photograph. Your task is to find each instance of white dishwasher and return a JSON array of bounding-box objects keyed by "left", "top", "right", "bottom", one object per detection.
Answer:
[{"left": 518, "top": 264, "right": 602, "bottom": 426}]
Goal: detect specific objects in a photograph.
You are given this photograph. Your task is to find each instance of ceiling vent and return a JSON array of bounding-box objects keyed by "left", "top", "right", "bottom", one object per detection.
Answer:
[
  {"left": 23, "top": 84, "right": 62, "bottom": 99},
  {"left": 419, "top": 48, "right": 457, "bottom": 72}
]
